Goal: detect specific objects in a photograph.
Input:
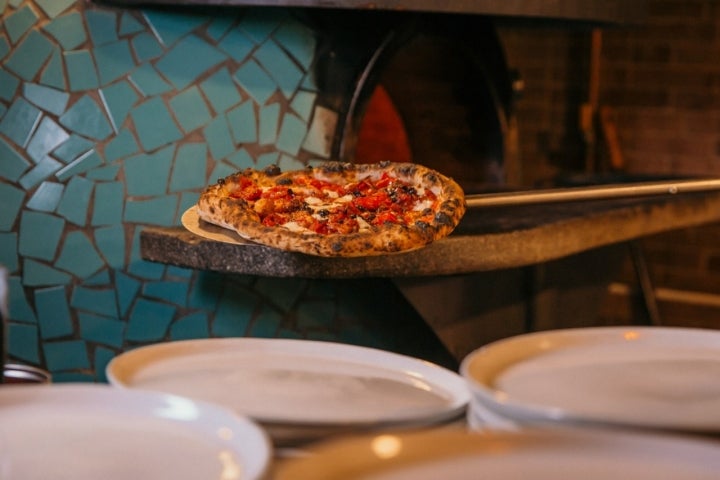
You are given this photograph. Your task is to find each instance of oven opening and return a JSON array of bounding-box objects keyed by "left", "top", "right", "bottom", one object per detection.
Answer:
[{"left": 348, "top": 20, "right": 516, "bottom": 195}]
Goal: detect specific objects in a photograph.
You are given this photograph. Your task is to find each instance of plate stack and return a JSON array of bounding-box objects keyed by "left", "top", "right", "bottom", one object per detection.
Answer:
[
  {"left": 106, "top": 338, "right": 470, "bottom": 449},
  {"left": 459, "top": 326, "right": 720, "bottom": 434}
]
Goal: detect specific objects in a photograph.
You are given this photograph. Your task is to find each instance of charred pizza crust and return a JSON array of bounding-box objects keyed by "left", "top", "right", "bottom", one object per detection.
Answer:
[{"left": 196, "top": 161, "right": 466, "bottom": 257}]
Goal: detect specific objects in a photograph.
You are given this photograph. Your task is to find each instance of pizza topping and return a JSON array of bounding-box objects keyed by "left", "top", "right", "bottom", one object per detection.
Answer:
[{"left": 196, "top": 161, "right": 466, "bottom": 257}]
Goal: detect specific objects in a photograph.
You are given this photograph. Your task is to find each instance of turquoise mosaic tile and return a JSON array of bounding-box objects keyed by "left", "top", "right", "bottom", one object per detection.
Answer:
[
  {"left": 26, "top": 181, "right": 63, "bottom": 211},
  {"left": 124, "top": 195, "right": 178, "bottom": 226},
  {"left": 227, "top": 101, "right": 257, "bottom": 144},
  {"left": 208, "top": 161, "right": 236, "bottom": 186},
  {"left": 188, "top": 271, "right": 222, "bottom": 310},
  {"left": 86, "top": 9, "right": 118, "bottom": 46},
  {"left": 259, "top": 103, "right": 279, "bottom": 145},
  {"left": 91, "top": 181, "right": 124, "bottom": 226},
  {"left": 143, "top": 280, "right": 189, "bottom": 305},
  {"left": 86, "top": 164, "right": 120, "bottom": 181},
  {"left": 95, "top": 40, "right": 135, "bottom": 85},
  {"left": 169, "top": 86, "right": 211, "bottom": 133},
  {"left": 85, "top": 269, "right": 110, "bottom": 285},
  {"left": 55, "top": 149, "right": 103, "bottom": 182},
  {"left": 276, "top": 112, "right": 307, "bottom": 156},
  {"left": 255, "top": 40, "right": 304, "bottom": 99},
  {"left": 52, "top": 134, "right": 93, "bottom": 163},
  {"left": 0, "top": 36, "right": 10, "bottom": 61},
  {"left": 200, "top": 67, "right": 241, "bottom": 114},
  {"left": 130, "top": 97, "right": 183, "bottom": 151},
  {"left": 166, "top": 266, "right": 192, "bottom": 279},
  {"left": 119, "top": 12, "right": 144, "bottom": 36},
  {"left": 301, "top": 70, "right": 318, "bottom": 91},
  {"left": 170, "top": 312, "right": 209, "bottom": 340},
  {"left": 204, "top": 115, "right": 235, "bottom": 161},
  {"left": 26, "top": 117, "right": 70, "bottom": 163},
  {"left": 238, "top": 9, "right": 283, "bottom": 43},
  {"left": 94, "top": 225, "right": 126, "bottom": 268},
  {"left": 0, "top": 97, "right": 42, "bottom": 148},
  {"left": 0, "top": 233, "right": 18, "bottom": 272},
  {"left": 19, "top": 156, "right": 63, "bottom": 189},
  {"left": 290, "top": 90, "right": 316, "bottom": 122},
  {"left": 218, "top": 27, "right": 254, "bottom": 62},
  {"left": 55, "top": 230, "right": 104, "bottom": 278},
  {"left": 212, "top": 287, "right": 256, "bottom": 337},
  {"left": 59, "top": 94, "right": 113, "bottom": 140},
  {"left": 226, "top": 147, "right": 254, "bottom": 170},
  {"left": 169, "top": 143, "right": 207, "bottom": 191},
  {"left": 35, "top": 285, "right": 73, "bottom": 339},
  {"left": 131, "top": 31, "right": 163, "bottom": 62},
  {"left": 248, "top": 307, "right": 282, "bottom": 337},
  {"left": 142, "top": 10, "right": 209, "bottom": 47},
  {"left": 277, "top": 154, "right": 303, "bottom": 170},
  {"left": 8, "top": 276, "right": 36, "bottom": 322},
  {"left": 274, "top": 21, "right": 316, "bottom": 71},
  {"left": 125, "top": 146, "right": 174, "bottom": 196},
  {"left": 39, "top": 48, "right": 66, "bottom": 90},
  {"left": 125, "top": 297, "right": 176, "bottom": 342},
  {"left": 156, "top": 34, "right": 226, "bottom": 91},
  {"left": 100, "top": 80, "right": 140, "bottom": 132},
  {"left": 0, "top": 68, "right": 20, "bottom": 102},
  {"left": 78, "top": 311, "right": 125, "bottom": 348},
  {"left": 53, "top": 372, "right": 95, "bottom": 383},
  {"left": 129, "top": 63, "right": 173, "bottom": 97},
  {"left": 296, "top": 299, "right": 335, "bottom": 329},
  {"left": 71, "top": 285, "right": 118, "bottom": 317},
  {"left": 256, "top": 151, "right": 280, "bottom": 168},
  {"left": 23, "top": 82, "right": 70, "bottom": 116},
  {"left": 234, "top": 59, "right": 277, "bottom": 105},
  {"left": 206, "top": 16, "right": 233, "bottom": 42},
  {"left": 255, "top": 276, "right": 305, "bottom": 312},
  {"left": 42, "top": 11, "right": 85, "bottom": 50},
  {"left": 7, "top": 323, "right": 40, "bottom": 363},
  {"left": 44, "top": 339, "right": 90, "bottom": 371},
  {"left": 5, "top": 4, "right": 37, "bottom": 44},
  {"left": 64, "top": 49, "right": 99, "bottom": 91},
  {"left": 115, "top": 271, "right": 140, "bottom": 316},
  {"left": 4, "top": 29, "right": 53, "bottom": 81},
  {"left": 0, "top": 137, "right": 31, "bottom": 181},
  {"left": 18, "top": 210, "right": 64, "bottom": 261},
  {"left": 34, "top": 0, "right": 75, "bottom": 19},
  {"left": 56, "top": 175, "right": 93, "bottom": 226},
  {"left": 103, "top": 128, "right": 139, "bottom": 162},
  {"left": 0, "top": 182, "right": 25, "bottom": 230},
  {"left": 22, "top": 258, "right": 72, "bottom": 286},
  {"left": 94, "top": 346, "right": 115, "bottom": 382}
]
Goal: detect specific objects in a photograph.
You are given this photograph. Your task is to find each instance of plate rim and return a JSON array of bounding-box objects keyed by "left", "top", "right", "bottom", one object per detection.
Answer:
[
  {"left": 0, "top": 383, "right": 272, "bottom": 479},
  {"left": 107, "top": 337, "right": 470, "bottom": 426},
  {"left": 460, "top": 325, "right": 720, "bottom": 431}
]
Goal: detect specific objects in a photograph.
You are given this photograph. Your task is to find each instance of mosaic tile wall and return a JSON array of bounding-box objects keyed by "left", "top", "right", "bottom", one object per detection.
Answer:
[{"left": 0, "top": 0, "right": 452, "bottom": 381}]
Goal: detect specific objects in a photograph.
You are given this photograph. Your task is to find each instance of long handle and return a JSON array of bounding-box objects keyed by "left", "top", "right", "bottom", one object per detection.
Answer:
[{"left": 465, "top": 178, "right": 720, "bottom": 209}]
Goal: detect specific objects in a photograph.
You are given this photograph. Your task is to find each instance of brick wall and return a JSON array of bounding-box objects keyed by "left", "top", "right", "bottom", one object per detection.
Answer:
[{"left": 497, "top": 0, "right": 720, "bottom": 328}]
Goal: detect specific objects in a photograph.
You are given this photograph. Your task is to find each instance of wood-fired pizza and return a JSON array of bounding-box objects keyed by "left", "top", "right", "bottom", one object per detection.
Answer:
[{"left": 196, "top": 161, "right": 466, "bottom": 257}]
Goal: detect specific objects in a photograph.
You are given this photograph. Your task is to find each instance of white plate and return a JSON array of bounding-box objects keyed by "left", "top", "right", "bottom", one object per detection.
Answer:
[
  {"left": 0, "top": 384, "right": 271, "bottom": 480},
  {"left": 107, "top": 338, "right": 469, "bottom": 427},
  {"left": 461, "top": 326, "right": 720, "bottom": 432},
  {"left": 273, "top": 427, "right": 720, "bottom": 479}
]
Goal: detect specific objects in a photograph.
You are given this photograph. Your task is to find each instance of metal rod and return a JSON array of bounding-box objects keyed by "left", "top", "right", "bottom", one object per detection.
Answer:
[{"left": 465, "top": 178, "right": 720, "bottom": 209}]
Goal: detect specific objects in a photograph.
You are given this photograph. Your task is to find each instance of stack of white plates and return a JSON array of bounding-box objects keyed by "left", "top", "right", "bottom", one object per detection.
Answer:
[
  {"left": 106, "top": 338, "right": 470, "bottom": 447},
  {"left": 460, "top": 326, "right": 720, "bottom": 433},
  {"left": 0, "top": 384, "right": 271, "bottom": 480}
]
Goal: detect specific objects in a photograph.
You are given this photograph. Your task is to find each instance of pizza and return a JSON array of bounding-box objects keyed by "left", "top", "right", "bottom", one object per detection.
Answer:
[{"left": 196, "top": 161, "right": 466, "bottom": 257}]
